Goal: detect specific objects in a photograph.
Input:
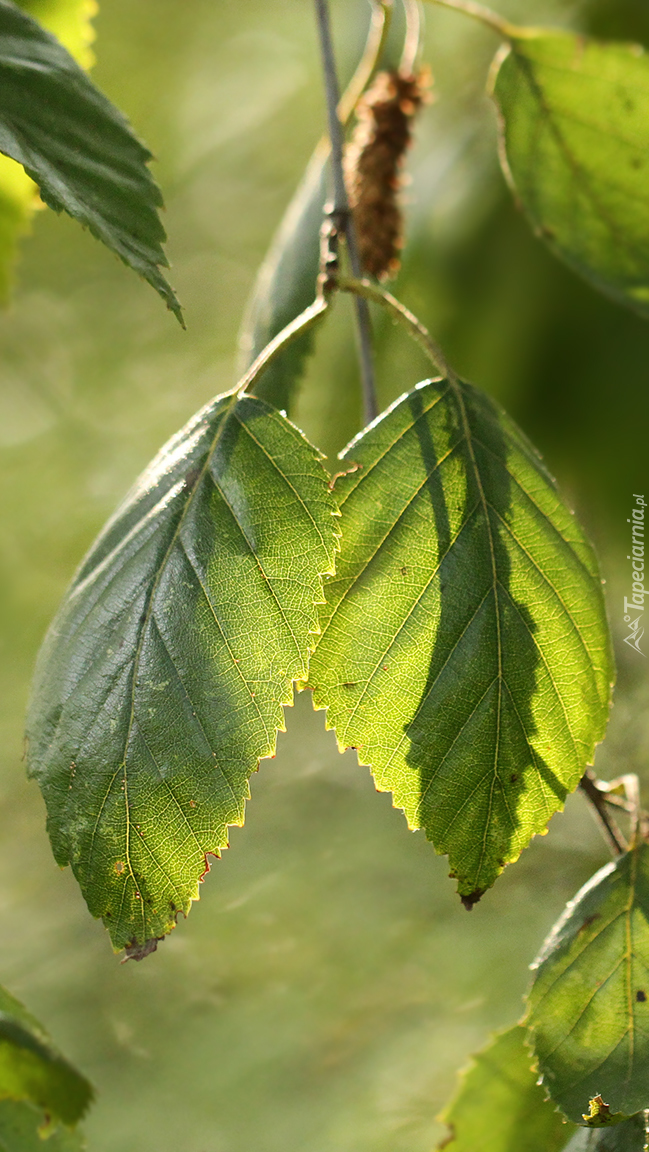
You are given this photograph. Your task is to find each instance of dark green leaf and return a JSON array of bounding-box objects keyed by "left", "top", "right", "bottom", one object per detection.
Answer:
[
  {"left": 563, "top": 1113, "right": 648, "bottom": 1152},
  {"left": 527, "top": 843, "right": 649, "bottom": 1123},
  {"left": 0, "top": 986, "right": 92, "bottom": 1128},
  {"left": 26, "top": 392, "right": 338, "bottom": 955},
  {"left": 238, "top": 147, "right": 328, "bottom": 413},
  {"left": 0, "top": 0, "right": 96, "bottom": 303},
  {"left": 438, "top": 1025, "right": 575, "bottom": 1152},
  {"left": 307, "top": 379, "right": 613, "bottom": 903},
  {"left": 0, "top": 0, "right": 181, "bottom": 320},
  {"left": 0, "top": 1101, "right": 85, "bottom": 1151},
  {"left": 492, "top": 29, "right": 649, "bottom": 316}
]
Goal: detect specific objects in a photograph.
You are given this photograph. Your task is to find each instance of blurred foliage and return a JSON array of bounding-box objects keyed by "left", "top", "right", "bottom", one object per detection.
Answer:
[
  {"left": 0, "top": 1, "right": 96, "bottom": 303},
  {"left": 0, "top": 0, "right": 648, "bottom": 1149}
]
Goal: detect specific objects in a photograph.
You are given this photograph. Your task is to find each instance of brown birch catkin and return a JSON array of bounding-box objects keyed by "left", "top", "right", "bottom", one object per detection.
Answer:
[{"left": 345, "top": 69, "right": 430, "bottom": 281}]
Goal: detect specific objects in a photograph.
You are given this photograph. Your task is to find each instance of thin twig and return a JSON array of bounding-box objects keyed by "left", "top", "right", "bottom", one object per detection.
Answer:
[
  {"left": 422, "top": 0, "right": 513, "bottom": 37},
  {"left": 338, "top": 275, "right": 457, "bottom": 381},
  {"left": 237, "top": 298, "right": 329, "bottom": 398},
  {"left": 579, "top": 771, "right": 627, "bottom": 856},
  {"left": 314, "top": 0, "right": 379, "bottom": 425},
  {"left": 400, "top": 0, "right": 422, "bottom": 75}
]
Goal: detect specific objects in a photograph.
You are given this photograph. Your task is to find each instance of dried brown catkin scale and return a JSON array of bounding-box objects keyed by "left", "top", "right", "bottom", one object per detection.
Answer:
[{"left": 345, "top": 69, "right": 430, "bottom": 281}]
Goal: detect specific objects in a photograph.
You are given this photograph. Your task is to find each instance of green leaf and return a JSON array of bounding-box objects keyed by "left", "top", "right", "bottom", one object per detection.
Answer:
[
  {"left": 0, "top": 1101, "right": 86, "bottom": 1151},
  {"left": 238, "top": 146, "right": 328, "bottom": 413},
  {"left": 527, "top": 843, "right": 649, "bottom": 1124},
  {"left": 563, "top": 1113, "right": 648, "bottom": 1152},
  {"left": 0, "top": 0, "right": 181, "bottom": 320},
  {"left": 491, "top": 29, "right": 649, "bottom": 316},
  {"left": 307, "top": 378, "right": 613, "bottom": 903},
  {"left": 438, "top": 1024, "right": 575, "bottom": 1152},
  {"left": 26, "top": 392, "right": 338, "bottom": 956},
  {"left": 0, "top": 985, "right": 92, "bottom": 1128},
  {"left": 0, "top": 0, "right": 96, "bottom": 303}
]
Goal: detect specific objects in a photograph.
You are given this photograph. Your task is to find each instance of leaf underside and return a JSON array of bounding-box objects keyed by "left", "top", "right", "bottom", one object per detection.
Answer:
[
  {"left": 238, "top": 146, "right": 328, "bottom": 413},
  {"left": 438, "top": 1024, "right": 575, "bottom": 1152},
  {"left": 528, "top": 843, "right": 649, "bottom": 1124},
  {"left": 26, "top": 393, "right": 338, "bottom": 955},
  {"left": 0, "top": 986, "right": 92, "bottom": 1129},
  {"left": 492, "top": 30, "right": 649, "bottom": 316},
  {"left": 307, "top": 379, "right": 613, "bottom": 902},
  {"left": 0, "top": 0, "right": 180, "bottom": 319},
  {"left": 563, "top": 1115, "right": 649, "bottom": 1152}
]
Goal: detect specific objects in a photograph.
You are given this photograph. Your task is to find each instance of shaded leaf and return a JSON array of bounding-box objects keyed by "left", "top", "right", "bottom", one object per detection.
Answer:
[
  {"left": 492, "top": 29, "right": 649, "bottom": 316},
  {"left": 26, "top": 392, "right": 338, "bottom": 954},
  {"left": 238, "top": 146, "right": 328, "bottom": 413},
  {"left": 0, "top": 0, "right": 180, "bottom": 319},
  {"left": 438, "top": 1024, "right": 575, "bottom": 1152},
  {"left": 527, "top": 843, "right": 649, "bottom": 1123},
  {"left": 0, "top": 1101, "right": 85, "bottom": 1151},
  {"left": 0, "top": 986, "right": 92, "bottom": 1128},
  {"left": 0, "top": 0, "right": 96, "bottom": 302},
  {"left": 307, "top": 378, "right": 613, "bottom": 902},
  {"left": 563, "top": 1113, "right": 649, "bottom": 1152}
]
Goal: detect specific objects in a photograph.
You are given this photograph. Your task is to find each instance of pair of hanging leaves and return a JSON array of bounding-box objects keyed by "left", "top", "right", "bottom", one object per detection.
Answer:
[
  {"left": 440, "top": 840, "right": 649, "bottom": 1150},
  {"left": 27, "top": 369, "right": 612, "bottom": 953}
]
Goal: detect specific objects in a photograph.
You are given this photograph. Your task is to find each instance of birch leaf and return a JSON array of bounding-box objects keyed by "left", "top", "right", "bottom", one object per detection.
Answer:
[
  {"left": 26, "top": 393, "right": 338, "bottom": 956},
  {"left": 527, "top": 843, "right": 649, "bottom": 1123},
  {"left": 492, "top": 29, "right": 649, "bottom": 315},
  {"left": 308, "top": 378, "right": 613, "bottom": 903}
]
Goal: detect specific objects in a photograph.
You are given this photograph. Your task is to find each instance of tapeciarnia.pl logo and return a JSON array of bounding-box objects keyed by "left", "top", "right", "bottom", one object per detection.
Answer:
[{"left": 623, "top": 493, "right": 646, "bottom": 656}]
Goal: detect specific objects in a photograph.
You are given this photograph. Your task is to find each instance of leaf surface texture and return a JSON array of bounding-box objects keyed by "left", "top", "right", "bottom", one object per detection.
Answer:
[
  {"left": 0, "top": 0, "right": 180, "bottom": 317},
  {"left": 439, "top": 1024, "right": 574, "bottom": 1152},
  {"left": 492, "top": 30, "right": 649, "bottom": 315},
  {"left": 308, "top": 379, "right": 612, "bottom": 901},
  {"left": 27, "top": 393, "right": 338, "bottom": 954},
  {"left": 528, "top": 843, "right": 649, "bottom": 1123}
]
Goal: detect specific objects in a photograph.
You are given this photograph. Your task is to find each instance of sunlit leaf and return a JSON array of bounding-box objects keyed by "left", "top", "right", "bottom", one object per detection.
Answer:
[
  {"left": 307, "top": 378, "right": 613, "bottom": 903},
  {"left": 438, "top": 1024, "right": 575, "bottom": 1152},
  {"left": 0, "top": 0, "right": 181, "bottom": 320},
  {"left": 0, "top": 0, "right": 96, "bottom": 302},
  {"left": 492, "top": 29, "right": 649, "bottom": 316},
  {"left": 26, "top": 392, "right": 338, "bottom": 956},
  {"left": 238, "top": 146, "right": 327, "bottom": 413},
  {"left": 527, "top": 842, "right": 649, "bottom": 1123},
  {"left": 0, "top": 986, "right": 92, "bottom": 1128}
]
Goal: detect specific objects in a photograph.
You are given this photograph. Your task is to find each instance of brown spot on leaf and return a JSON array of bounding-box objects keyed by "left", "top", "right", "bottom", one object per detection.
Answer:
[
  {"left": 122, "top": 937, "right": 163, "bottom": 963},
  {"left": 637, "top": 990, "right": 647, "bottom": 1002},
  {"left": 578, "top": 913, "right": 601, "bottom": 934},
  {"left": 114, "top": 861, "right": 125, "bottom": 875}
]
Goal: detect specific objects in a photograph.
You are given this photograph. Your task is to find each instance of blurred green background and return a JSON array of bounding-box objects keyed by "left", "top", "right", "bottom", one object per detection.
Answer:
[{"left": 1, "top": 0, "right": 648, "bottom": 1149}]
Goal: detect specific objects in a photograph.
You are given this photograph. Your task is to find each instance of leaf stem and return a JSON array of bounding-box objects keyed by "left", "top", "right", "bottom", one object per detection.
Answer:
[
  {"left": 422, "top": 0, "right": 513, "bottom": 38},
  {"left": 237, "top": 297, "right": 330, "bottom": 399},
  {"left": 400, "top": 0, "right": 422, "bottom": 76},
  {"left": 339, "top": 1, "right": 393, "bottom": 124},
  {"left": 314, "top": 0, "right": 379, "bottom": 425},
  {"left": 338, "top": 275, "right": 457, "bottom": 382},
  {"left": 580, "top": 770, "right": 627, "bottom": 856}
]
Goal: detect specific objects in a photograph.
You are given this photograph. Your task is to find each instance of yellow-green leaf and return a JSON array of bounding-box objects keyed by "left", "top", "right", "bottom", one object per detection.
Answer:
[
  {"left": 438, "top": 1025, "right": 575, "bottom": 1152},
  {"left": 491, "top": 29, "right": 649, "bottom": 315},
  {"left": 308, "top": 379, "right": 613, "bottom": 903},
  {"left": 527, "top": 843, "right": 649, "bottom": 1123}
]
